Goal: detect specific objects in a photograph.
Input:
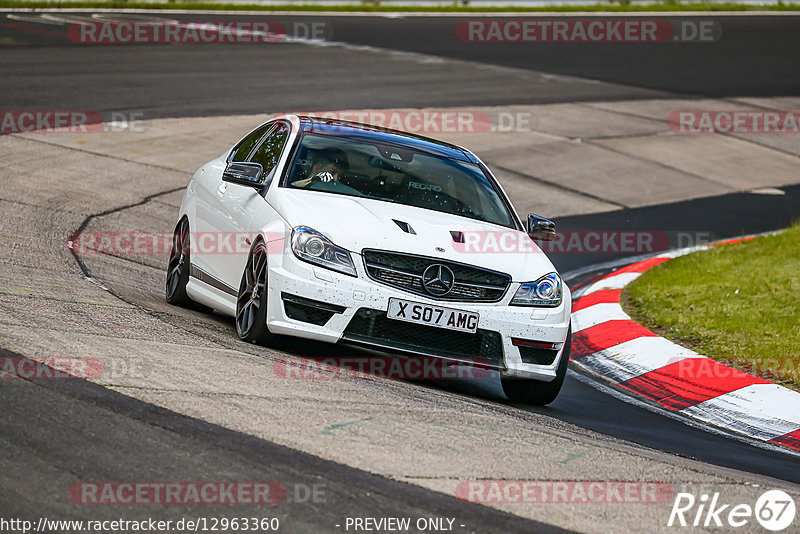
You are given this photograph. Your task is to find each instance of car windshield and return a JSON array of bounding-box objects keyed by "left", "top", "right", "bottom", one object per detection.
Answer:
[{"left": 284, "top": 133, "right": 515, "bottom": 228}]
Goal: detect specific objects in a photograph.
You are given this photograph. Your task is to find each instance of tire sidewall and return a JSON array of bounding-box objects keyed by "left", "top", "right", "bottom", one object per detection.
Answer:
[{"left": 166, "top": 218, "right": 191, "bottom": 306}]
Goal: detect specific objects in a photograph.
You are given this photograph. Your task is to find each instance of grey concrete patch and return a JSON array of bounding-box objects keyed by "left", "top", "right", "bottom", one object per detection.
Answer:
[
  {"left": 518, "top": 102, "right": 665, "bottom": 140},
  {"left": 585, "top": 97, "right": 800, "bottom": 158},
  {"left": 585, "top": 98, "right": 738, "bottom": 123},
  {"left": 594, "top": 134, "right": 800, "bottom": 191},
  {"left": 489, "top": 165, "right": 619, "bottom": 218},
  {"left": 482, "top": 140, "right": 734, "bottom": 208}
]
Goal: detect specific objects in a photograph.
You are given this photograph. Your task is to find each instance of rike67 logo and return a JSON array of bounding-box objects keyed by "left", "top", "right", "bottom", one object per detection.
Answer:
[{"left": 668, "top": 490, "right": 796, "bottom": 531}]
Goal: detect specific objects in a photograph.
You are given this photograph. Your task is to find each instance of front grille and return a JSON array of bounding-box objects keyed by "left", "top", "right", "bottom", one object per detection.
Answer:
[
  {"left": 362, "top": 249, "right": 510, "bottom": 302},
  {"left": 341, "top": 308, "right": 504, "bottom": 367}
]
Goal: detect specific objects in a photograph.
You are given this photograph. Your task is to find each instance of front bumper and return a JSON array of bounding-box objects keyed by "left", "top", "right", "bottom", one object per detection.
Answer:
[{"left": 265, "top": 248, "right": 572, "bottom": 381}]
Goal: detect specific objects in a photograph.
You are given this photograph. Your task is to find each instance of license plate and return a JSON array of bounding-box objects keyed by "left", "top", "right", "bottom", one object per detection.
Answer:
[{"left": 386, "top": 298, "right": 479, "bottom": 333}]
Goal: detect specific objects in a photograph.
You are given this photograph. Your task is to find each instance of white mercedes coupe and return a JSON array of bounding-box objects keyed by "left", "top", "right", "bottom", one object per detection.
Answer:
[{"left": 166, "top": 115, "right": 572, "bottom": 404}]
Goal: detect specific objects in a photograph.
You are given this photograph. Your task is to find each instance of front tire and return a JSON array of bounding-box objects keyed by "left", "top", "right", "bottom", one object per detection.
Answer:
[
  {"left": 166, "top": 217, "right": 193, "bottom": 307},
  {"left": 236, "top": 239, "right": 277, "bottom": 346},
  {"left": 501, "top": 326, "right": 571, "bottom": 406}
]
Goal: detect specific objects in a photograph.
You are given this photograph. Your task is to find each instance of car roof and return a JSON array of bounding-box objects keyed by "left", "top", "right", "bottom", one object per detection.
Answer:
[{"left": 297, "top": 116, "right": 477, "bottom": 163}]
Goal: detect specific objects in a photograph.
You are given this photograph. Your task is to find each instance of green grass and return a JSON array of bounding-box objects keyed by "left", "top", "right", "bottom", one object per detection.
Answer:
[
  {"left": 1, "top": 1, "right": 799, "bottom": 12},
  {"left": 624, "top": 222, "right": 800, "bottom": 391}
]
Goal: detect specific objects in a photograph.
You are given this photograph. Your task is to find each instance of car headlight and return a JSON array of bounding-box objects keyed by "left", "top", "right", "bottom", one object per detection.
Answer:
[
  {"left": 291, "top": 226, "right": 357, "bottom": 277},
  {"left": 510, "top": 273, "right": 562, "bottom": 307}
]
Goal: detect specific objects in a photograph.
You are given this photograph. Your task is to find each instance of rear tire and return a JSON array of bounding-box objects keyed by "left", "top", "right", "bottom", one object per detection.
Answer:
[
  {"left": 165, "top": 217, "right": 193, "bottom": 307},
  {"left": 501, "top": 326, "right": 571, "bottom": 406},
  {"left": 235, "top": 239, "right": 277, "bottom": 346}
]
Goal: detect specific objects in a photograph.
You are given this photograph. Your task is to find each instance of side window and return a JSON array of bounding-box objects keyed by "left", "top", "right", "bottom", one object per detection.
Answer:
[
  {"left": 230, "top": 123, "right": 271, "bottom": 162},
  {"left": 249, "top": 122, "right": 290, "bottom": 178}
]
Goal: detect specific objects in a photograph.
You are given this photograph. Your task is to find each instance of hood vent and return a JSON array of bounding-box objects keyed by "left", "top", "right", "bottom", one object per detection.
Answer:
[
  {"left": 393, "top": 219, "right": 416, "bottom": 235},
  {"left": 450, "top": 231, "right": 465, "bottom": 244}
]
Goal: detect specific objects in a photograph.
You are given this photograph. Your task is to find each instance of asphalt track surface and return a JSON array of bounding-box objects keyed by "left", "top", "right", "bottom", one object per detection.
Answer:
[
  {"left": 1, "top": 13, "right": 800, "bottom": 117},
  {"left": 0, "top": 348, "right": 567, "bottom": 533},
  {"left": 545, "top": 185, "right": 800, "bottom": 480},
  {"left": 285, "top": 14, "right": 800, "bottom": 98},
  {"left": 405, "top": 184, "right": 800, "bottom": 483},
  {"left": 1, "top": 11, "right": 800, "bottom": 531}
]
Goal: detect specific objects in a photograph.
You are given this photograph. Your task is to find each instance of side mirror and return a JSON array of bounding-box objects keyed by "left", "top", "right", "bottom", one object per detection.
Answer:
[
  {"left": 223, "top": 162, "right": 264, "bottom": 188},
  {"left": 527, "top": 214, "right": 556, "bottom": 241}
]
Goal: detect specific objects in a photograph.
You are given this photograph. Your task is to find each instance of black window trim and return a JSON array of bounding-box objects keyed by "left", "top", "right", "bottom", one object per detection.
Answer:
[
  {"left": 227, "top": 120, "right": 276, "bottom": 164},
  {"left": 247, "top": 120, "right": 291, "bottom": 181},
  {"left": 226, "top": 120, "right": 293, "bottom": 196}
]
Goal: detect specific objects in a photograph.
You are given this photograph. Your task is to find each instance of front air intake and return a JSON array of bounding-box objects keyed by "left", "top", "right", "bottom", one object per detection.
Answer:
[{"left": 392, "top": 219, "right": 416, "bottom": 235}]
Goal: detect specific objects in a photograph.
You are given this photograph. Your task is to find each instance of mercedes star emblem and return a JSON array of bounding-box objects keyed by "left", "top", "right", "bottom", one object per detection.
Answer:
[{"left": 422, "top": 264, "right": 455, "bottom": 296}]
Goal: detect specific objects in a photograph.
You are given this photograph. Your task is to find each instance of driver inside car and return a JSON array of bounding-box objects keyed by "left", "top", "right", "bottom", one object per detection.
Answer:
[{"left": 291, "top": 148, "right": 349, "bottom": 188}]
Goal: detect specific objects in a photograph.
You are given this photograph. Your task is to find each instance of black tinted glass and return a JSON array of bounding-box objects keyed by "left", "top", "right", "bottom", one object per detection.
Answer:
[
  {"left": 250, "top": 123, "right": 289, "bottom": 175},
  {"left": 231, "top": 124, "right": 270, "bottom": 162}
]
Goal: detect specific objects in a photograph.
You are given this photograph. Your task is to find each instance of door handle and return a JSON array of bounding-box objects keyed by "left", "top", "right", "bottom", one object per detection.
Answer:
[{"left": 217, "top": 183, "right": 228, "bottom": 195}]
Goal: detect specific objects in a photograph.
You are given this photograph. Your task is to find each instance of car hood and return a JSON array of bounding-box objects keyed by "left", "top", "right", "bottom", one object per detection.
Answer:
[{"left": 271, "top": 189, "right": 556, "bottom": 282}]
